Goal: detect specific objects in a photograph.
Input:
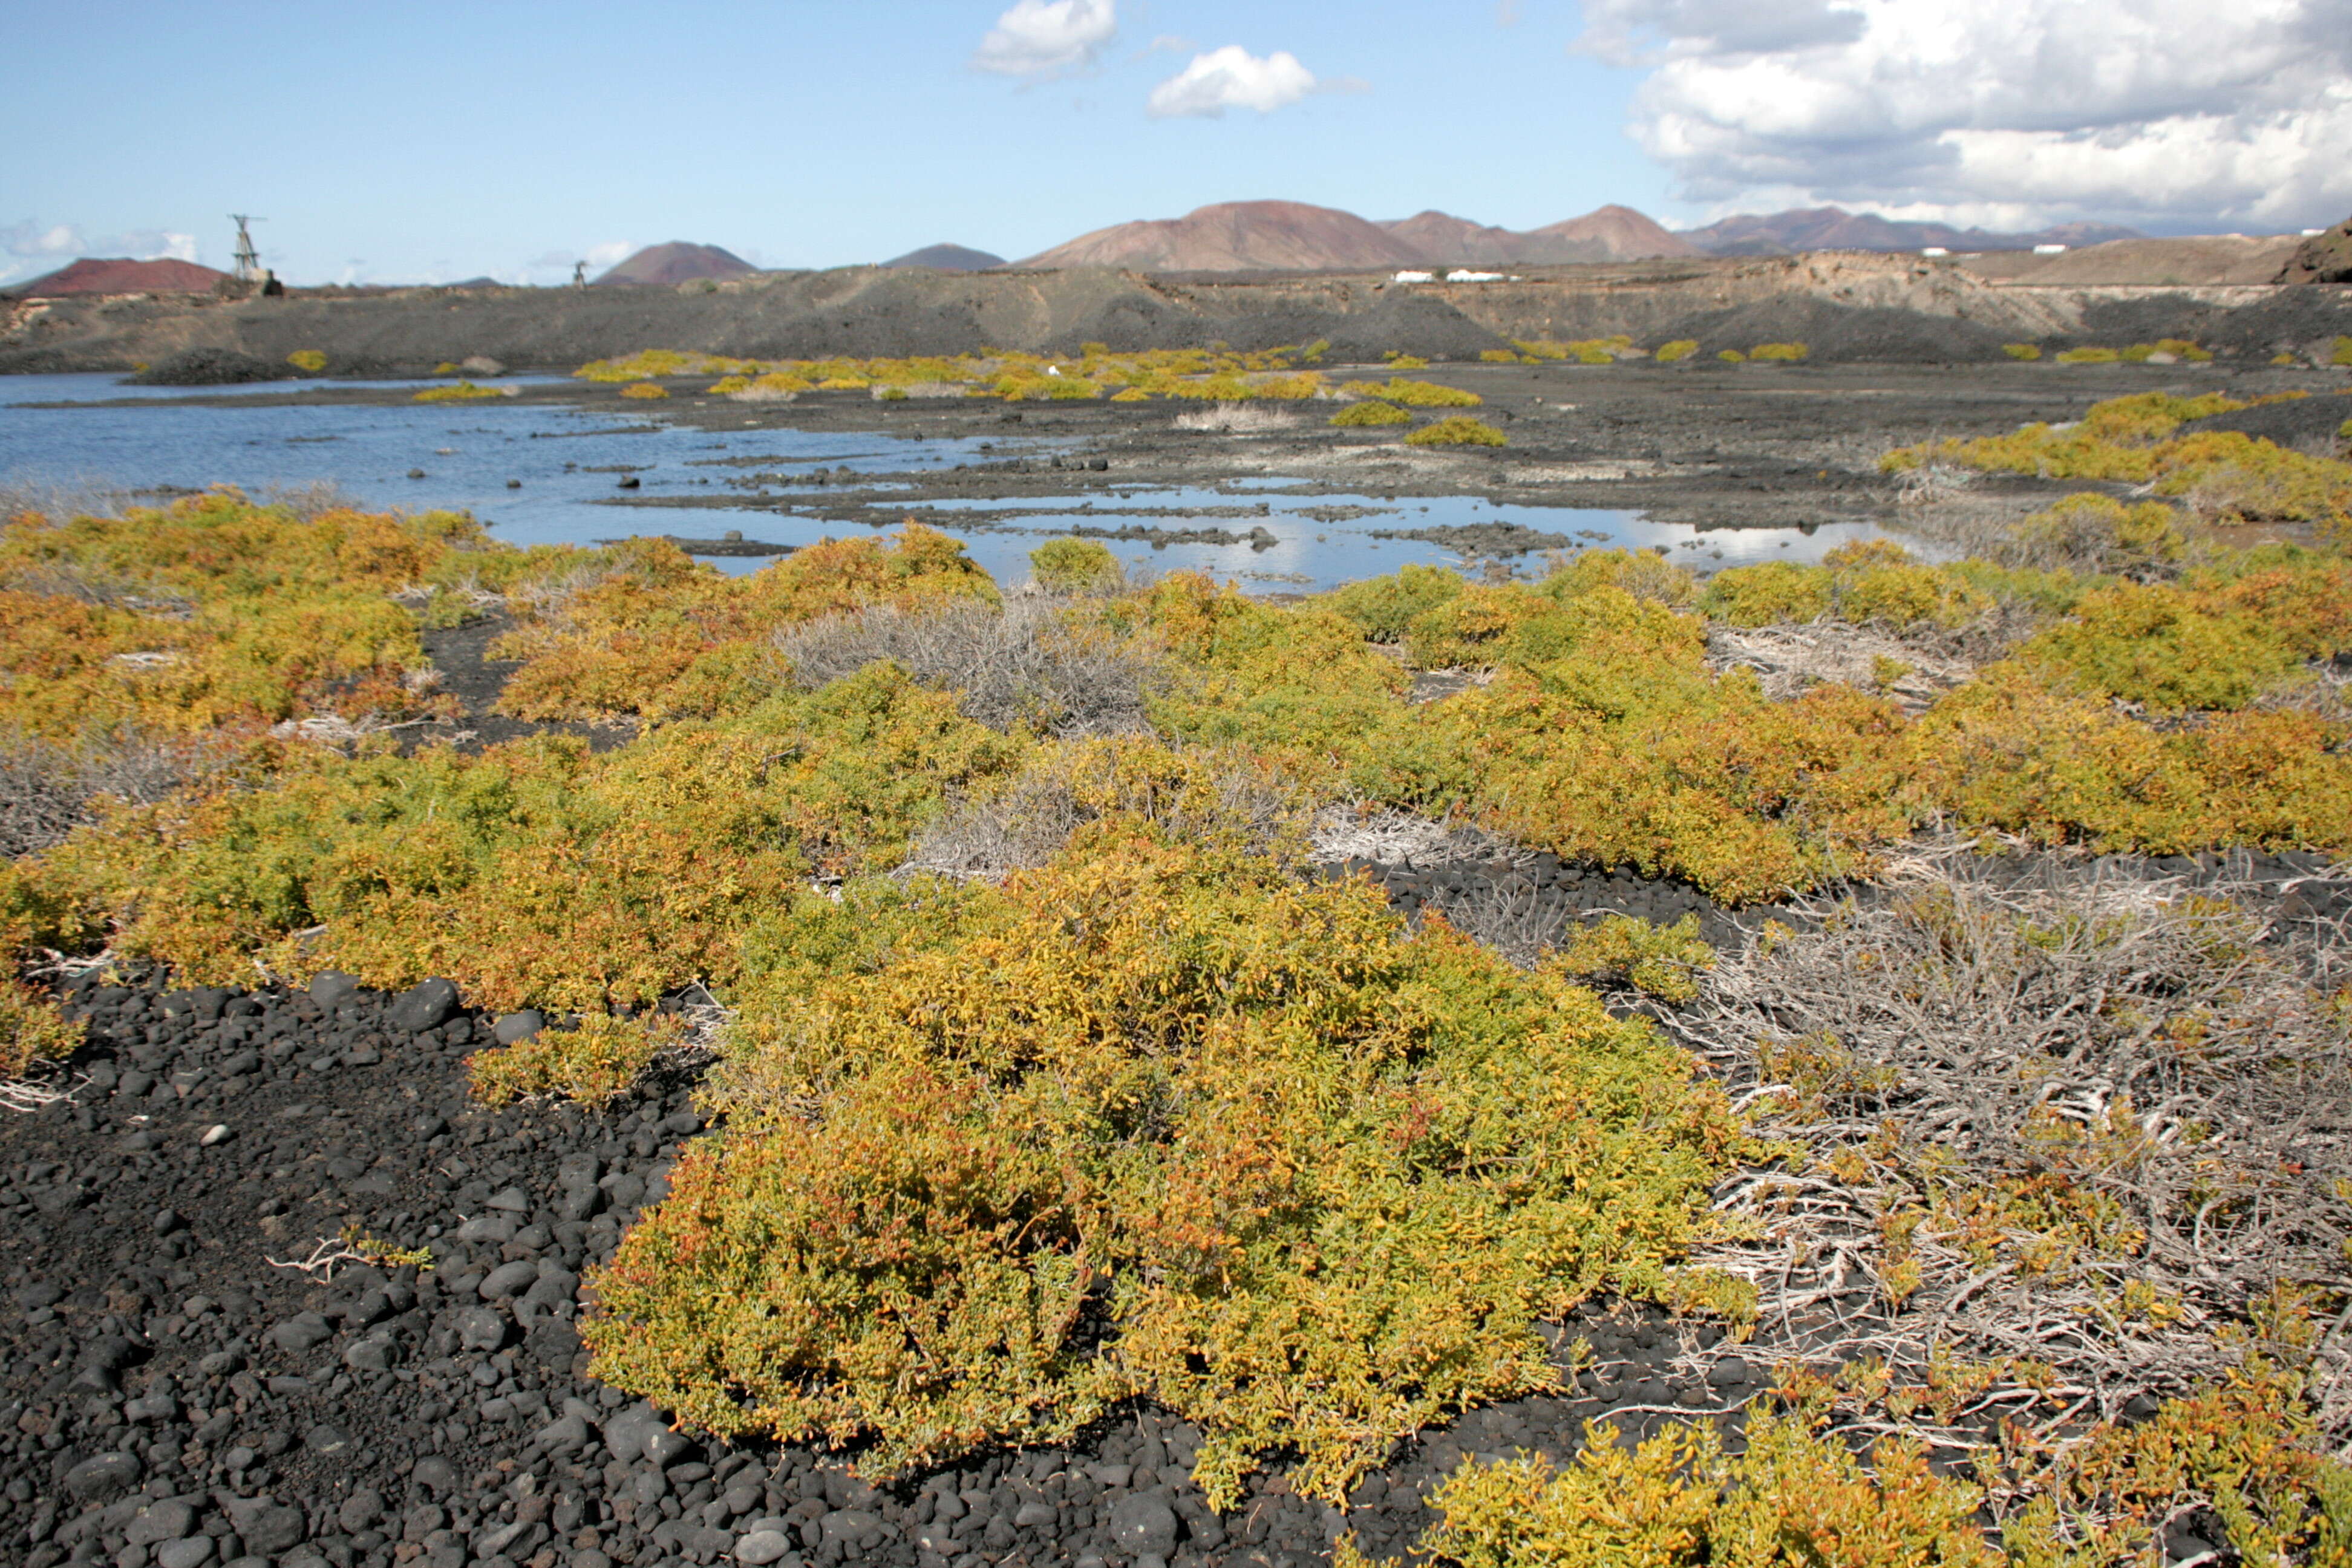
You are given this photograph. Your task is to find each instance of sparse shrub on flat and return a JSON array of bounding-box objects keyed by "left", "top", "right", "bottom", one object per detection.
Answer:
[
  {"left": 1550, "top": 913, "right": 1714, "bottom": 1002},
  {"left": 1654, "top": 340, "right": 1699, "bottom": 363},
  {"left": 1404, "top": 416, "right": 1507, "bottom": 448},
  {"left": 2003, "top": 342, "right": 2042, "bottom": 360},
  {"left": 1542, "top": 547, "right": 1698, "bottom": 608},
  {"left": 584, "top": 829, "right": 1754, "bottom": 1508},
  {"left": 1748, "top": 342, "right": 1808, "bottom": 362},
  {"left": 287, "top": 349, "right": 327, "bottom": 373},
  {"left": 1884, "top": 390, "right": 2352, "bottom": 535},
  {"left": 1331, "top": 400, "right": 1410, "bottom": 428},
  {"left": 1329, "top": 562, "right": 1465, "bottom": 641},
  {"left": 1340, "top": 377, "right": 1483, "bottom": 408},
  {"left": 469, "top": 1012, "right": 688, "bottom": 1105},
  {"left": 414, "top": 381, "right": 503, "bottom": 403},
  {"left": 1028, "top": 538, "right": 1123, "bottom": 593},
  {"left": 1420, "top": 1410, "right": 2001, "bottom": 1568},
  {"left": 1, "top": 976, "right": 82, "bottom": 1079},
  {"left": 1717, "top": 349, "right": 1746, "bottom": 363},
  {"left": 619, "top": 382, "right": 668, "bottom": 400},
  {"left": 2333, "top": 335, "right": 2352, "bottom": 367},
  {"left": 2056, "top": 345, "right": 2121, "bottom": 363}
]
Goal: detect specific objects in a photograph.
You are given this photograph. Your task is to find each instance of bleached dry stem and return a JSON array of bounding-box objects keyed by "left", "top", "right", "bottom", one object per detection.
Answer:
[{"left": 1667, "top": 855, "right": 2352, "bottom": 1466}]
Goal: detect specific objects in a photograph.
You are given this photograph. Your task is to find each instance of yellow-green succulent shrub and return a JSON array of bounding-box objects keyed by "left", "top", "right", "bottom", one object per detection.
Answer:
[
  {"left": 1028, "top": 538, "right": 1122, "bottom": 592},
  {"left": 1340, "top": 378, "right": 1483, "bottom": 408},
  {"left": 1, "top": 976, "right": 83, "bottom": 1077},
  {"left": 1884, "top": 391, "right": 2352, "bottom": 533},
  {"left": 583, "top": 827, "right": 1754, "bottom": 1509},
  {"left": 1328, "top": 562, "right": 1464, "bottom": 642},
  {"left": 1405, "top": 417, "right": 1508, "bottom": 448},
  {"left": 491, "top": 525, "right": 999, "bottom": 722},
  {"left": 1331, "top": 400, "right": 1411, "bottom": 428}
]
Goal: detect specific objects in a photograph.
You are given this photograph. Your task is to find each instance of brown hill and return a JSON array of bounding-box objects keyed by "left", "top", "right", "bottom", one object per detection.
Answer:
[
  {"left": 1960, "top": 234, "right": 2302, "bottom": 286},
  {"left": 8, "top": 256, "right": 230, "bottom": 296},
  {"left": 1018, "top": 201, "right": 1425, "bottom": 272},
  {"left": 883, "top": 243, "right": 1005, "bottom": 272},
  {"left": 1380, "top": 206, "right": 1699, "bottom": 265},
  {"left": 2278, "top": 217, "right": 2352, "bottom": 285},
  {"left": 592, "top": 242, "right": 756, "bottom": 287},
  {"left": 1381, "top": 211, "right": 1552, "bottom": 266},
  {"left": 1530, "top": 204, "right": 1703, "bottom": 260}
]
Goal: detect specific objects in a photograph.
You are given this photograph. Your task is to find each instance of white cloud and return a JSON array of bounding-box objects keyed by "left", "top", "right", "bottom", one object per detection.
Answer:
[
  {"left": 973, "top": 0, "right": 1117, "bottom": 80},
  {"left": 0, "top": 220, "right": 200, "bottom": 283},
  {"left": 1146, "top": 45, "right": 1322, "bottom": 118},
  {"left": 1578, "top": 0, "right": 2352, "bottom": 230}
]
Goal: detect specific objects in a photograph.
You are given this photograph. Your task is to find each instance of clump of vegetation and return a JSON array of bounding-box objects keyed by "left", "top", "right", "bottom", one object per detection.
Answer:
[
  {"left": 1551, "top": 913, "right": 1714, "bottom": 1002},
  {"left": 1514, "top": 336, "right": 1632, "bottom": 365},
  {"left": 2122, "top": 338, "right": 2214, "bottom": 362},
  {"left": 1341, "top": 378, "right": 1483, "bottom": 408},
  {"left": 1748, "top": 342, "right": 1808, "bottom": 362},
  {"left": 2003, "top": 342, "right": 2042, "bottom": 360},
  {"left": 1, "top": 976, "right": 83, "bottom": 1079},
  {"left": 619, "top": 382, "right": 668, "bottom": 400},
  {"left": 413, "top": 381, "right": 504, "bottom": 403},
  {"left": 1717, "top": 349, "right": 1746, "bottom": 363},
  {"left": 286, "top": 349, "right": 328, "bottom": 373},
  {"left": 469, "top": 1012, "right": 689, "bottom": 1105},
  {"left": 1655, "top": 340, "right": 1699, "bottom": 363},
  {"left": 1884, "top": 390, "right": 2352, "bottom": 534},
  {"left": 2056, "top": 345, "right": 2122, "bottom": 363},
  {"left": 1028, "top": 538, "right": 1123, "bottom": 593},
  {"left": 1404, "top": 416, "right": 1508, "bottom": 448},
  {"left": 584, "top": 832, "right": 1754, "bottom": 1508},
  {"left": 1417, "top": 1409, "right": 2000, "bottom": 1568},
  {"left": 1331, "top": 400, "right": 1411, "bottom": 428},
  {"left": 2330, "top": 335, "right": 2352, "bottom": 367}
]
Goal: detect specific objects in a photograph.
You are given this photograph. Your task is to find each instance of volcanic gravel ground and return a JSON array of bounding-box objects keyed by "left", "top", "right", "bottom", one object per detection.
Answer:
[{"left": 0, "top": 823, "right": 1857, "bottom": 1568}]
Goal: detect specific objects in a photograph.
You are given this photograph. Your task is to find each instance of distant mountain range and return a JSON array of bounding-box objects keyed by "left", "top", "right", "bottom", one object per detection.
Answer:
[
  {"left": 1681, "top": 207, "right": 2143, "bottom": 256},
  {"left": 1007, "top": 200, "right": 2147, "bottom": 273}
]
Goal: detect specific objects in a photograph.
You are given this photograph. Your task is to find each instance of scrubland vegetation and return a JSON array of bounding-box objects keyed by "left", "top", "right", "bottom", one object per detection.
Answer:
[{"left": 7, "top": 384, "right": 2352, "bottom": 1558}]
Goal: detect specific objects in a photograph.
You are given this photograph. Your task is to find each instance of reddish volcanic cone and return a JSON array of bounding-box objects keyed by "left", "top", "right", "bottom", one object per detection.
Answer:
[
  {"left": 1019, "top": 201, "right": 1426, "bottom": 272},
  {"left": 592, "top": 243, "right": 757, "bottom": 287},
  {"left": 8, "top": 257, "right": 232, "bottom": 296}
]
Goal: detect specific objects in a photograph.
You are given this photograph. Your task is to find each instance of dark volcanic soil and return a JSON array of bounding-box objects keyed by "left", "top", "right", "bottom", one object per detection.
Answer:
[
  {"left": 8, "top": 846, "right": 2341, "bottom": 1568},
  {"left": 575, "top": 358, "right": 2350, "bottom": 542}
]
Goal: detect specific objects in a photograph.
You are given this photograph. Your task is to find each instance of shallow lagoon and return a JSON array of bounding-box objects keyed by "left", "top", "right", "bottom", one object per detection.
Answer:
[{"left": 2, "top": 373, "right": 1893, "bottom": 592}]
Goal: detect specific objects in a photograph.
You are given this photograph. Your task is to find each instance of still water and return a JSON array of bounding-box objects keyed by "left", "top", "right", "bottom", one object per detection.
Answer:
[{"left": 1, "top": 374, "right": 1888, "bottom": 592}]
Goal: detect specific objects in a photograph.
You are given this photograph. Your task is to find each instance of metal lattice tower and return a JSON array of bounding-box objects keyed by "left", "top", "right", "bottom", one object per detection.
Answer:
[{"left": 229, "top": 215, "right": 264, "bottom": 282}]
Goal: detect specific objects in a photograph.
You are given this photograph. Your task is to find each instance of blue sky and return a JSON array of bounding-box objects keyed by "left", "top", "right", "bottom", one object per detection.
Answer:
[{"left": 6, "top": 1, "right": 2346, "bottom": 287}]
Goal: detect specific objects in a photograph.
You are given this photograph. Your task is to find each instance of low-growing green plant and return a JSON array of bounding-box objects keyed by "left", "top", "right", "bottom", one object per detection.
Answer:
[
  {"left": 1, "top": 976, "right": 82, "bottom": 1078},
  {"left": 619, "top": 382, "right": 668, "bottom": 400},
  {"left": 1404, "top": 416, "right": 1508, "bottom": 448},
  {"left": 1340, "top": 378, "right": 1482, "bottom": 408},
  {"left": 1717, "top": 349, "right": 1746, "bottom": 363},
  {"left": 287, "top": 349, "right": 328, "bottom": 373},
  {"left": 584, "top": 829, "right": 1756, "bottom": 1508},
  {"left": 1028, "top": 538, "right": 1123, "bottom": 593},
  {"left": 2004, "top": 342, "right": 2042, "bottom": 360},
  {"left": 469, "top": 1013, "right": 688, "bottom": 1104},
  {"left": 1331, "top": 400, "right": 1411, "bottom": 428},
  {"left": 413, "top": 381, "right": 503, "bottom": 403},
  {"left": 1419, "top": 1410, "right": 2000, "bottom": 1568},
  {"left": 1655, "top": 340, "right": 1699, "bottom": 363},
  {"left": 1328, "top": 562, "right": 1465, "bottom": 641},
  {"left": 1550, "top": 913, "right": 1714, "bottom": 1002},
  {"left": 1748, "top": 342, "right": 1808, "bottom": 362},
  {"left": 2056, "top": 346, "right": 2121, "bottom": 363},
  {"left": 2330, "top": 335, "right": 2352, "bottom": 367}
]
